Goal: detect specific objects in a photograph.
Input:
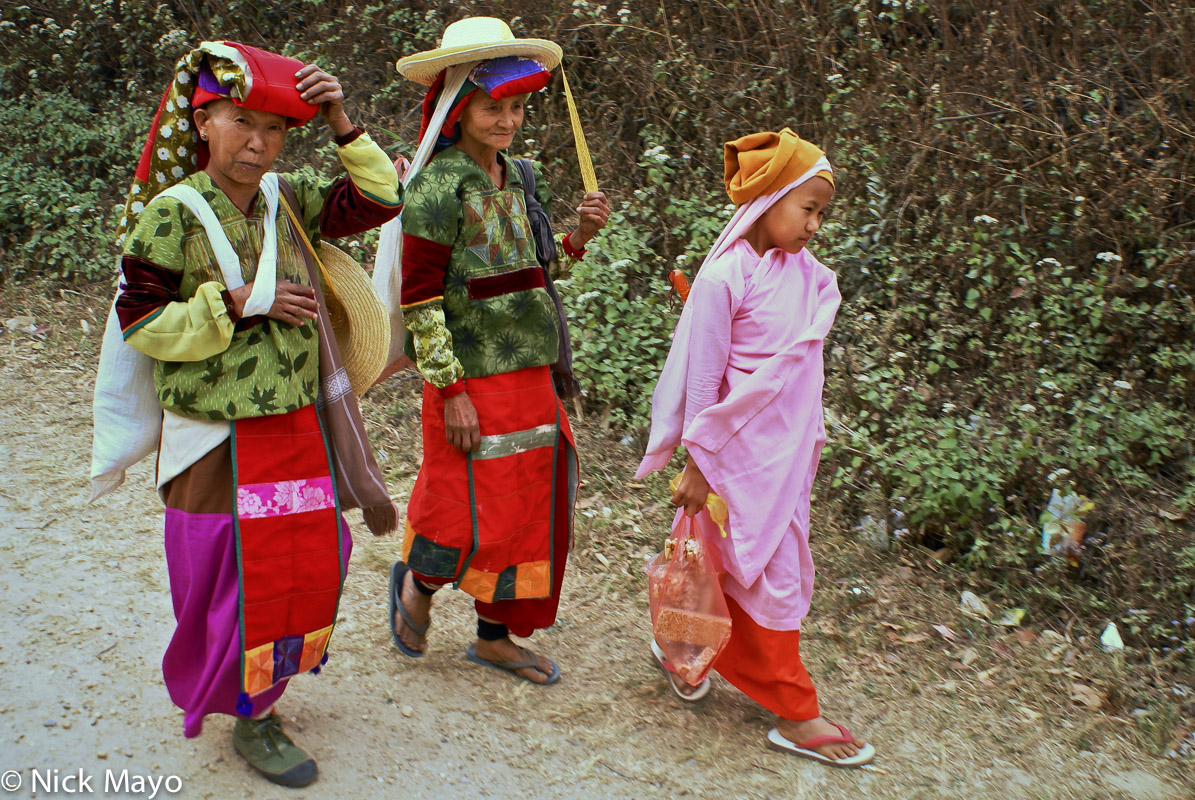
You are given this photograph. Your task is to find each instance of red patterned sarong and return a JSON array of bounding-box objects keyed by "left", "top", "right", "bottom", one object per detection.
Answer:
[
  {"left": 404, "top": 365, "right": 578, "bottom": 635},
  {"left": 232, "top": 404, "right": 344, "bottom": 705}
]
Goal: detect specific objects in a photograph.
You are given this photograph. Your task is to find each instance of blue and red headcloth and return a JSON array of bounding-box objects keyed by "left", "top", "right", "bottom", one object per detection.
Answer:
[{"left": 418, "top": 56, "right": 552, "bottom": 148}]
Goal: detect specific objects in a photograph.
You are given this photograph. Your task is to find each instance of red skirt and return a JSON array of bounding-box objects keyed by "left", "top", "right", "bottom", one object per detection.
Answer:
[
  {"left": 713, "top": 594, "right": 820, "bottom": 721},
  {"left": 404, "top": 366, "right": 578, "bottom": 636}
]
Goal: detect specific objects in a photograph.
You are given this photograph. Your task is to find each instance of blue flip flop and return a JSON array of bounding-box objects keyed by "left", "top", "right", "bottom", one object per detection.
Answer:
[
  {"left": 388, "top": 561, "right": 430, "bottom": 658},
  {"left": 465, "top": 642, "right": 561, "bottom": 685}
]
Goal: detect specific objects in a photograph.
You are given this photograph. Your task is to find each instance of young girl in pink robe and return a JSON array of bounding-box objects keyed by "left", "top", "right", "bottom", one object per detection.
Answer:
[{"left": 637, "top": 128, "right": 875, "bottom": 768}]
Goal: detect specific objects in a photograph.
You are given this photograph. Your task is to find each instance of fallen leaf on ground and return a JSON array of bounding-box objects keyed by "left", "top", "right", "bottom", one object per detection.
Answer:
[
  {"left": 1070, "top": 683, "right": 1104, "bottom": 710},
  {"left": 993, "top": 608, "right": 1026, "bottom": 626},
  {"left": 901, "top": 632, "right": 930, "bottom": 644},
  {"left": 960, "top": 590, "right": 992, "bottom": 620},
  {"left": 1015, "top": 629, "right": 1037, "bottom": 645},
  {"left": 1156, "top": 506, "right": 1186, "bottom": 522},
  {"left": 958, "top": 647, "right": 979, "bottom": 666},
  {"left": 933, "top": 624, "right": 958, "bottom": 641},
  {"left": 1100, "top": 621, "right": 1125, "bottom": 652}
]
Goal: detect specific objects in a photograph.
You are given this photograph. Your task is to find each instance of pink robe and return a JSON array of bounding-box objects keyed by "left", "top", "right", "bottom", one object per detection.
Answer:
[{"left": 637, "top": 237, "right": 841, "bottom": 630}]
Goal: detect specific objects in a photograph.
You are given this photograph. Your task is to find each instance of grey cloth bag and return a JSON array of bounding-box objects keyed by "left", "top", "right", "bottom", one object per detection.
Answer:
[
  {"left": 513, "top": 157, "right": 581, "bottom": 400},
  {"left": 278, "top": 177, "right": 397, "bottom": 535}
]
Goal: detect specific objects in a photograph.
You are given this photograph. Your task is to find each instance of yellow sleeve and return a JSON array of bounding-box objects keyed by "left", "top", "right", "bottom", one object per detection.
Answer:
[
  {"left": 337, "top": 132, "right": 401, "bottom": 207},
  {"left": 124, "top": 281, "right": 236, "bottom": 362}
]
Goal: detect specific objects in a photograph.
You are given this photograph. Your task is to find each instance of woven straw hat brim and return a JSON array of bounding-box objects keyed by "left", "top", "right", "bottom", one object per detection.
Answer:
[
  {"left": 318, "top": 244, "right": 390, "bottom": 396},
  {"left": 396, "top": 40, "right": 563, "bottom": 86}
]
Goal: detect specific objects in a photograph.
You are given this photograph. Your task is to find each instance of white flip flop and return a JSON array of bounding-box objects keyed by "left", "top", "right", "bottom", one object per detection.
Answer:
[
  {"left": 766, "top": 724, "right": 876, "bottom": 768},
  {"left": 650, "top": 639, "right": 711, "bottom": 702}
]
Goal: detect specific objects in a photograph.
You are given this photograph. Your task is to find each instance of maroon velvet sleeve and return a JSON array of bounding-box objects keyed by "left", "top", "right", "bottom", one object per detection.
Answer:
[
  {"left": 115, "top": 256, "right": 182, "bottom": 333},
  {"left": 400, "top": 234, "right": 453, "bottom": 306},
  {"left": 319, "top": 176, "right": 402, "bottom": 238}
]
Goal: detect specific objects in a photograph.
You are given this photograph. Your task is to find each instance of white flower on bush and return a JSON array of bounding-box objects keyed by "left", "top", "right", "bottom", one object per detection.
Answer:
[
  {"left": 941, "top": 402, "right": 957, "bottom": 412},
  {"left": 1073, "top": 195, "right": 1085, "bottom": 202},
  {"left": 642, "top": 145, "right": 670, "bottom": 164},
  {"left": 1096, "top": 251, "right": 1122, "bottom": 263},
  {"left": 1040, "top": 380, "right": 1059, "bottom": 391},
  {"left": 171, "top": 166, "right": 185, "bottom": 178},
  {"left": 826, "top": 73, "right": 843, "bottom": 83},
  {"left": 1036, "top": 257, "right": 1061, "bottom": 268},
  {"left": 1019, "top": 403, "right": 1036, "bottom": 412},
  {"left": 973, "top": 214, "right": 997, "bottom": 224},
  {"left": 1047, "top": 468, "right": 1070, "bottom": 482},
  {"left": 1113, "top": 380, "right": 1133, "bottom": 390}
]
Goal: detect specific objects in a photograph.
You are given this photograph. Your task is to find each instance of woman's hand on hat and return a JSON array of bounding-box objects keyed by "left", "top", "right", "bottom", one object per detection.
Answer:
[
  {"left": 569, "top": 191, "right": 611, "bottom": 250},
  {"left": 228, "top": 280, "right": 319, "bottom": 326},
  {"left": 295, "top": 64, "right": 354, "bottom": 137}
]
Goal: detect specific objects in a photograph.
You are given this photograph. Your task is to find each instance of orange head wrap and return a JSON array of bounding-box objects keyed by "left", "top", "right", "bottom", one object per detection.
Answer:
[{"left": 723, "top": 127, "right": 834, "bottom": 206}]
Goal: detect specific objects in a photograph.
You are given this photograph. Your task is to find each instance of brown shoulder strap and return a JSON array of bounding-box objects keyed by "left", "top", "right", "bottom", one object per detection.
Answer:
[
  {"left": 276, "top": 174, "right": 302, "bottom": 222},
  {"left": 275, "top": 175, "right": 322, "bottom": 292}
]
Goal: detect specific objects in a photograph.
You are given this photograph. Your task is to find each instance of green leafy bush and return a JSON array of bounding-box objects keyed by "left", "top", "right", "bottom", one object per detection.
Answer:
[{"left": 3, "top": 0, "right": 1192, "bottom": 656}]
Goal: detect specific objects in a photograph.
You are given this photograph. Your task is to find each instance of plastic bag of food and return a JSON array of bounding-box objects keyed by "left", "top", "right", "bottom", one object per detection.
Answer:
[{"left": 646, "top": 514, "right": 732, "bottom": 686}]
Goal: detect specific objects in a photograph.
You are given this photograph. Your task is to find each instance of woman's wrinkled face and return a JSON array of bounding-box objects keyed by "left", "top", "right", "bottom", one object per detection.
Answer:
[
  {"left": 193, "top": 100, "right": 287, "bottom": 195},
  {"left": 458, "top": 92, "right": 525, "bottom": 152}
]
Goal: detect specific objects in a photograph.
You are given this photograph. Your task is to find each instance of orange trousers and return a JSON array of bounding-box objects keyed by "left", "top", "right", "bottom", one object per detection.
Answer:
[{"left": 712, "top": 594, "right": 820, "bottom": 721}]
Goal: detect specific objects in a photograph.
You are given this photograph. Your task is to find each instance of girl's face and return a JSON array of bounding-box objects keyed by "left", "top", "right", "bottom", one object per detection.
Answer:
[
  {"left": 458, "top": 92, "right": 525, "bottom": 152},
  {"left": 750, "top": 176, "right": 834, "bottom": 255}
]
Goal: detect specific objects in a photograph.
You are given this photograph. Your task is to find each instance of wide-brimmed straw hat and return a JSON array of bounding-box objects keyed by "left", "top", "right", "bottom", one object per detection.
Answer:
[
  {"left": 318, "top": 244, "right": 391, "bottom": 396},
  {"left": 396, "top": 16, "right": 562, "bottom": 85}
]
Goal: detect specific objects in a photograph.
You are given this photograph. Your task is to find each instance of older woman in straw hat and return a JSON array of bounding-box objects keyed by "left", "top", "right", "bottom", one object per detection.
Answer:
[
  {"left": 387, "top": 17, "right": 610, "bottom": 685},
  {"left": 96, "top": 41, "right": 401, "bottom": 787}
]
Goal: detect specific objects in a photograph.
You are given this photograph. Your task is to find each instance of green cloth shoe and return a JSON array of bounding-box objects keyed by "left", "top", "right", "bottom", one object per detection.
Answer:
[{"left": 232, "top": 714, "right": 318, "bottom": 788}]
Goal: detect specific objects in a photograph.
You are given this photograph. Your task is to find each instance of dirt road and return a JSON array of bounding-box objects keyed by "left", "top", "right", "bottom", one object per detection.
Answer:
[{"left": 0, "top": 297, "right": 1191, "bottom": 800}]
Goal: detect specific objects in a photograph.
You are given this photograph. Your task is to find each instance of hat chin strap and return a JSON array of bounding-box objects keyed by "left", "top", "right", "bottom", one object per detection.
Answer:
[{"left": 372, "top": 61, "right": 475, "bottom": 363}]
